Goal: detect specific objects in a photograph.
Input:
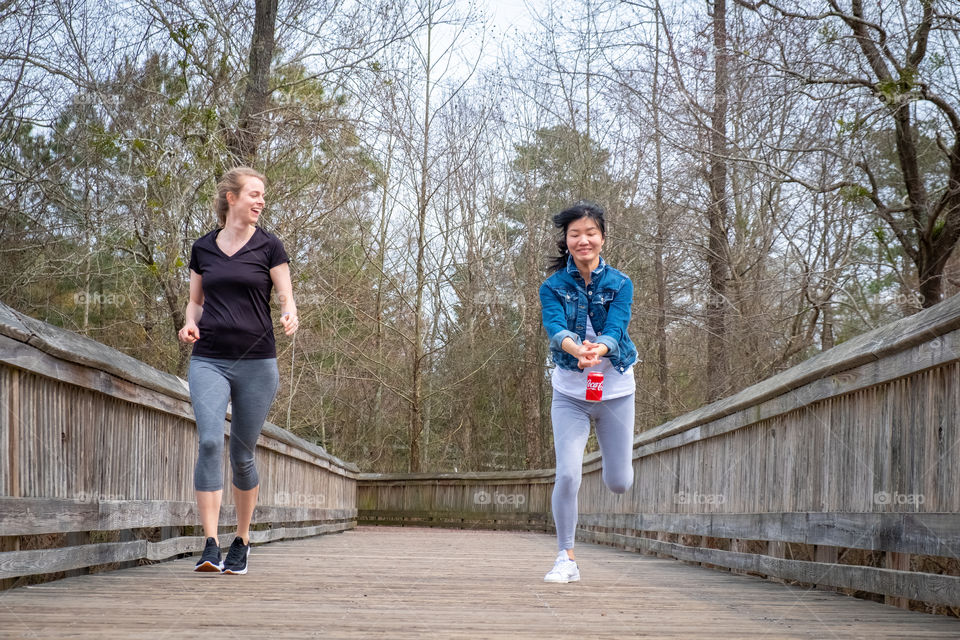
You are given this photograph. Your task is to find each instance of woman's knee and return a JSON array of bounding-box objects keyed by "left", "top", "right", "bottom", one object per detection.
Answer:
[
  {"left": 554, "top": 470, "right": 582, "bottom": 496},
  {"left": 604, "top": 469, "right": 634, "bottom": 494},
  {"left": 197, "top": 436, "right": 222, "bottom": 461},
  {"left": 230, "top": 459, "right": 259, "bottom": 491}
]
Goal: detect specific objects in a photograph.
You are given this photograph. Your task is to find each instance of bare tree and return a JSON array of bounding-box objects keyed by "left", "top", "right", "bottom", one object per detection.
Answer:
[{"left": 737, "top": 0, "right": 960, "bottom": 307}]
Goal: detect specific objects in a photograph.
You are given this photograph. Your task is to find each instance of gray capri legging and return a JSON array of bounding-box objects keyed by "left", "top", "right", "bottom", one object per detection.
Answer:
[
  {"left": 551, "top": 389, "right": 635, "bottom": 551},
  {"left": 188, "top": 356, "right": 280, "bottom": 492}
]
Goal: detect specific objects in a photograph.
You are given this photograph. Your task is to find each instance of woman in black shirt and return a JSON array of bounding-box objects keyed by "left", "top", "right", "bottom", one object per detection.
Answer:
[{"left": 178, "top": 167, "right": 298, "bottom": 574}]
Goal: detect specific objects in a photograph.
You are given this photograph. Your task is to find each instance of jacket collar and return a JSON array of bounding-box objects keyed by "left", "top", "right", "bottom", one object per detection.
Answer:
[{"left": 565, "top": 254, "right": 606, "bottom": 281}]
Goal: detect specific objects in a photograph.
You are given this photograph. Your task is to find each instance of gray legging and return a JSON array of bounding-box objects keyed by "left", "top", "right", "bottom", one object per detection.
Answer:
[
  {"left": 188, "top": 356, "right": 279, "bottom": 492},
  {"left": 551, "top": 389, "right": 635, "bottom": 551}
]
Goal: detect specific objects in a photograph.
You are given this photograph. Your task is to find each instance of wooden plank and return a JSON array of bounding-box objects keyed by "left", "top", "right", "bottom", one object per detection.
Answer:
[
  {"left": 579, "top": 529, "right": 960, "bottom": 608},
  {"left": 10, "top": 527, "right": 960, "bottom": 639},
  {"left": 0, "top": 540, "right": 146, "bottom": 579},
  {"left": 358, "top": 470, "right": 557, "bottom": 483},
  {"left": 885, "top": 551, "right": 911, "bottom": 608},
  {"left": 0, "top": 303, "right": 190, "bottom": 402},
  {"left": 578, "top": 512, "right": 960, "bottom": 556},
  {"left": 0, "top": 334, "right": 194, "bottom": 421},
  {"left": 144, "top": 522, "right": 355, "bottom": 561},
  {"left": 630, "top": 293, "right": 960, "bottom": 450},
  {"left": 0, "top": 497, "right": 99, "bottom": 535},
  {"left": 0, "top": 521, "right": 359, "bottom": 579},
  {"left": 249, "top": 521, "right": 354, "bottom": 544},
  {"left": 359, "top": 509, "right": 552, "bottom": 522},
  {"left": 7, "top": 367, "right": 18, "bottom": 498},
  {"left": 0, "top": 338, "right": 356, "bottom": 479},
  {"left": 616, "top": 331, "right": 960, "bottom": 468}
]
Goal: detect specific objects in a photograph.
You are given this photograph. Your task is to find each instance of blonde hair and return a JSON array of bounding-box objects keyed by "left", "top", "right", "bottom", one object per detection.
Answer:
[{"left": 214, "top": 167, "right": 266, "bottom": 226}]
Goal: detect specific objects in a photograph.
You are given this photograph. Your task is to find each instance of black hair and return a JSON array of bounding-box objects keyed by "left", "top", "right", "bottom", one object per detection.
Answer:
[{"left": 548, "top": 201, "right": 607, "bottom": 272}]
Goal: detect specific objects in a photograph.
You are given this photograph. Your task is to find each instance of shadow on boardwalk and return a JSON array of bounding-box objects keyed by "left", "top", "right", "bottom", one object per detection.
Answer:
[{"left": 1, "top": 526, "right": 958, "bottom": 639}]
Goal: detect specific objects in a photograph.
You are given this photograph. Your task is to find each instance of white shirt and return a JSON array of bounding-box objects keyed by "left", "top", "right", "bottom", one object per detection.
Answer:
[{"left": 551, "top": 316, "right": 635, "bottom": 401}]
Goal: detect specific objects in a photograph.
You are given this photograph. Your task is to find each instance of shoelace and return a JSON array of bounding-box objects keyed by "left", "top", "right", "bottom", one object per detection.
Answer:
[
  {"left": 224, "top": 541, "right": 247, "bottom": 565},
  {"left": 201, "top": 541, "right": 220, "bottom": 561}
]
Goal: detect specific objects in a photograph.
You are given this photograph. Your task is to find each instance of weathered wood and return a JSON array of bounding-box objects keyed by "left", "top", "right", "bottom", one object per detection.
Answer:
[
  {"left": 0, "top": 519, "right": 358, "bottom": 579},
  {"left": 0, "top": 497, "right": 100, "bottom": 535},
  {"left": 578, "top": 529, "right": 960, "bottom": 608},
  {"left": 631, "top": 292, "right": 960, "bottom": 448},
  {"left": 358, "top": 508, "right": 553, "bottom": 532},
  {"left": 0, "top": 334, "right": 357, "bottom": 477},
  {"left": 4, "top": 528, "right": 960, "bottom": 639},
  {"left": 0, "top": 302, "right": 189, "bottom": 402},
  {"left": 0, "top": 303, "right": 358, "bottom": 585},
  {"left": 577, "top": 512, "right": 960, "bottom": 556},
  {"left": 249, "top": 521, "right": 354, "bottom": 543},
  {"left": 885, "top": 551, "right": 911, "bottom": 608},
  {"left": 0, "top": 540, "right": 146, "bottom": 579},
  {"left": 358, "top": 470, "right": 556, "bottom": 483}
]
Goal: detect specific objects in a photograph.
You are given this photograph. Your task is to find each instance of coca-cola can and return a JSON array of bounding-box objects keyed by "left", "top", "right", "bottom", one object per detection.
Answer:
[{"left": 586, "top": 371, "right": 604, "bottom": 401}]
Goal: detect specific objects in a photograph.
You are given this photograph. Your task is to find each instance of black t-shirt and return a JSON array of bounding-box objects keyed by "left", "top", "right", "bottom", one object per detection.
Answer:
[{"left": 188, "top": 227, "right": 289, "bottom": 359}]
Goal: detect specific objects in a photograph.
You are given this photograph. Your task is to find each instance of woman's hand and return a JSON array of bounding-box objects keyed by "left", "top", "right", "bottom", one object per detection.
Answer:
[
  {"left": 562, "top": 337, "right": 608, "bottom": 369},
  {"left": 576, "top": 342, "right": 601, "bottom": 369},
  {"left": 280, "top": 312, "right": 299, "bottom": 336},
  {"left": 178, "top": 323, "right": 200, "bottom": 343},
  {"left": 577, "top": 340, "right": 611, "bottom": 369}
]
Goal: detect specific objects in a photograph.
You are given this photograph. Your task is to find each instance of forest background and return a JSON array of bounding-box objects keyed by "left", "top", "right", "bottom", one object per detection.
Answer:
[{"left": 3, "top": 0, "right": 960, "bottom": 472}]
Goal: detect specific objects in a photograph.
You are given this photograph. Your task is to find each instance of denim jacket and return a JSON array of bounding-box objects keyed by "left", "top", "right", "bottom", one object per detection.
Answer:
[{"left": 539, "top": 255, "right": 638, "bottom": 373}]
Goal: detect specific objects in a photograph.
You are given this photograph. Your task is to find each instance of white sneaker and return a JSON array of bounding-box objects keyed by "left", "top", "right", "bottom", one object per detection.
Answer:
[{"left": 544, "top": 550, "right": 580, "bottom": 583}]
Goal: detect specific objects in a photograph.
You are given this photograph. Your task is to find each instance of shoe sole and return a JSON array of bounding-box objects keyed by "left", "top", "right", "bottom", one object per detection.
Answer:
[
  {"left": 222, "top": 548, "right": 250, "bottom": 574},
  {"left": 544, "top": 575, "right": 580, "bottom": 583},
  {"left": 194, "top": 561, "right": 223, "bottom": 572}
]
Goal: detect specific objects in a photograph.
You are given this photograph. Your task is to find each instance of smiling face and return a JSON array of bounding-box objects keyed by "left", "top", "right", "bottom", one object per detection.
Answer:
[
  {"left": 226, "top": 177, "right": 266, "bottom": 227},
  {"left": 566, "top": 215, "right": 605, "bottom": 270}
]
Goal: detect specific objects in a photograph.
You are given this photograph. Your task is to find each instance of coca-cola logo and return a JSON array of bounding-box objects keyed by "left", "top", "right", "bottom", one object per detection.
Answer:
[{"left": 586, "top": 380, "right": 602, "bottom": 390}]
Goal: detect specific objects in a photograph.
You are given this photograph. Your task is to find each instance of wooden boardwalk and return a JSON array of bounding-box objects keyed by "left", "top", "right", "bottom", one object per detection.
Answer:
[{"left": 1, "top": 527, "right": 957, "bottom": 639}]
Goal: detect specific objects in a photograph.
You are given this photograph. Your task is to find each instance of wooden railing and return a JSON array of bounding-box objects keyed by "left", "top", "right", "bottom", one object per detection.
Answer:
[
  {"left": 359, "top": 296, "right": 960, "bottom": 612},
  {"left": 4, "top": 293, "right": 960, "bottom": 612},
  {"left": 0, "top": 301, "right": 357, "bottom": 588},
  {"left": 358, "top": 470, "right": 555, "bottom": 531}
]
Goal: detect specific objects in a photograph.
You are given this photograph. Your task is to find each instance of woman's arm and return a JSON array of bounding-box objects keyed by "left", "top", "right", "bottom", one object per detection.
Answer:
[
  {"left": 177, "top": 270, "right": 204, "bottom": 343},
  {"left": 594, "top": 277, "right": 633, "bottom": 359},
  {"left": 540, "top": 280, "right": 603, "bottom": 369},
  {"left": 270, "top": 262, "right": 298, "bottom": 336},
  {"left": 539, "top": 281, "right": 578, "bottom": 351}
]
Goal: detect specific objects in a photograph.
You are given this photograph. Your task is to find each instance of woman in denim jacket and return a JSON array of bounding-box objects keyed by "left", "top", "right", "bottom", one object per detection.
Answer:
[{"left": 538, "top": 201, "right": 637, "bottom": 583}]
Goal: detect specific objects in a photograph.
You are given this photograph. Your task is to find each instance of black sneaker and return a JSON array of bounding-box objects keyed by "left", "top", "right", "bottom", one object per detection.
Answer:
[
  {"left": 194, "top": 537, "right": 222, "bottom": 572},
  {"left": 222, "top": 537, "right": 250, "bottom": 575}
]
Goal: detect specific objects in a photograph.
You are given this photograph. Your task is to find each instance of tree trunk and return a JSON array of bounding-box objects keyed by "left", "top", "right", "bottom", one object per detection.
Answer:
[
  {"left": 653, "top": 0, "right": 669, "bottom": 418},
  {"left": 521, "top": 237, "right": 543, "bottom": 468},
  {"left": 227, "top": 0, "right": 278, "bottom": 163},
  {"left": 706, "top": 0, "right": 730, "bottom": 401}
]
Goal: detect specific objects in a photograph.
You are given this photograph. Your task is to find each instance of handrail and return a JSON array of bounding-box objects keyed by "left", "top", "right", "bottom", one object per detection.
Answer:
[{"left": 0, "top": 301, "right": 357, "bottom": 587}]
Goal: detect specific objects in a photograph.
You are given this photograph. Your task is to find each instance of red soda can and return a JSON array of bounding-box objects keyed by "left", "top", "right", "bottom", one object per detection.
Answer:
[{"left": 586, "top": 371, "right": 604, "bottom": 401}]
